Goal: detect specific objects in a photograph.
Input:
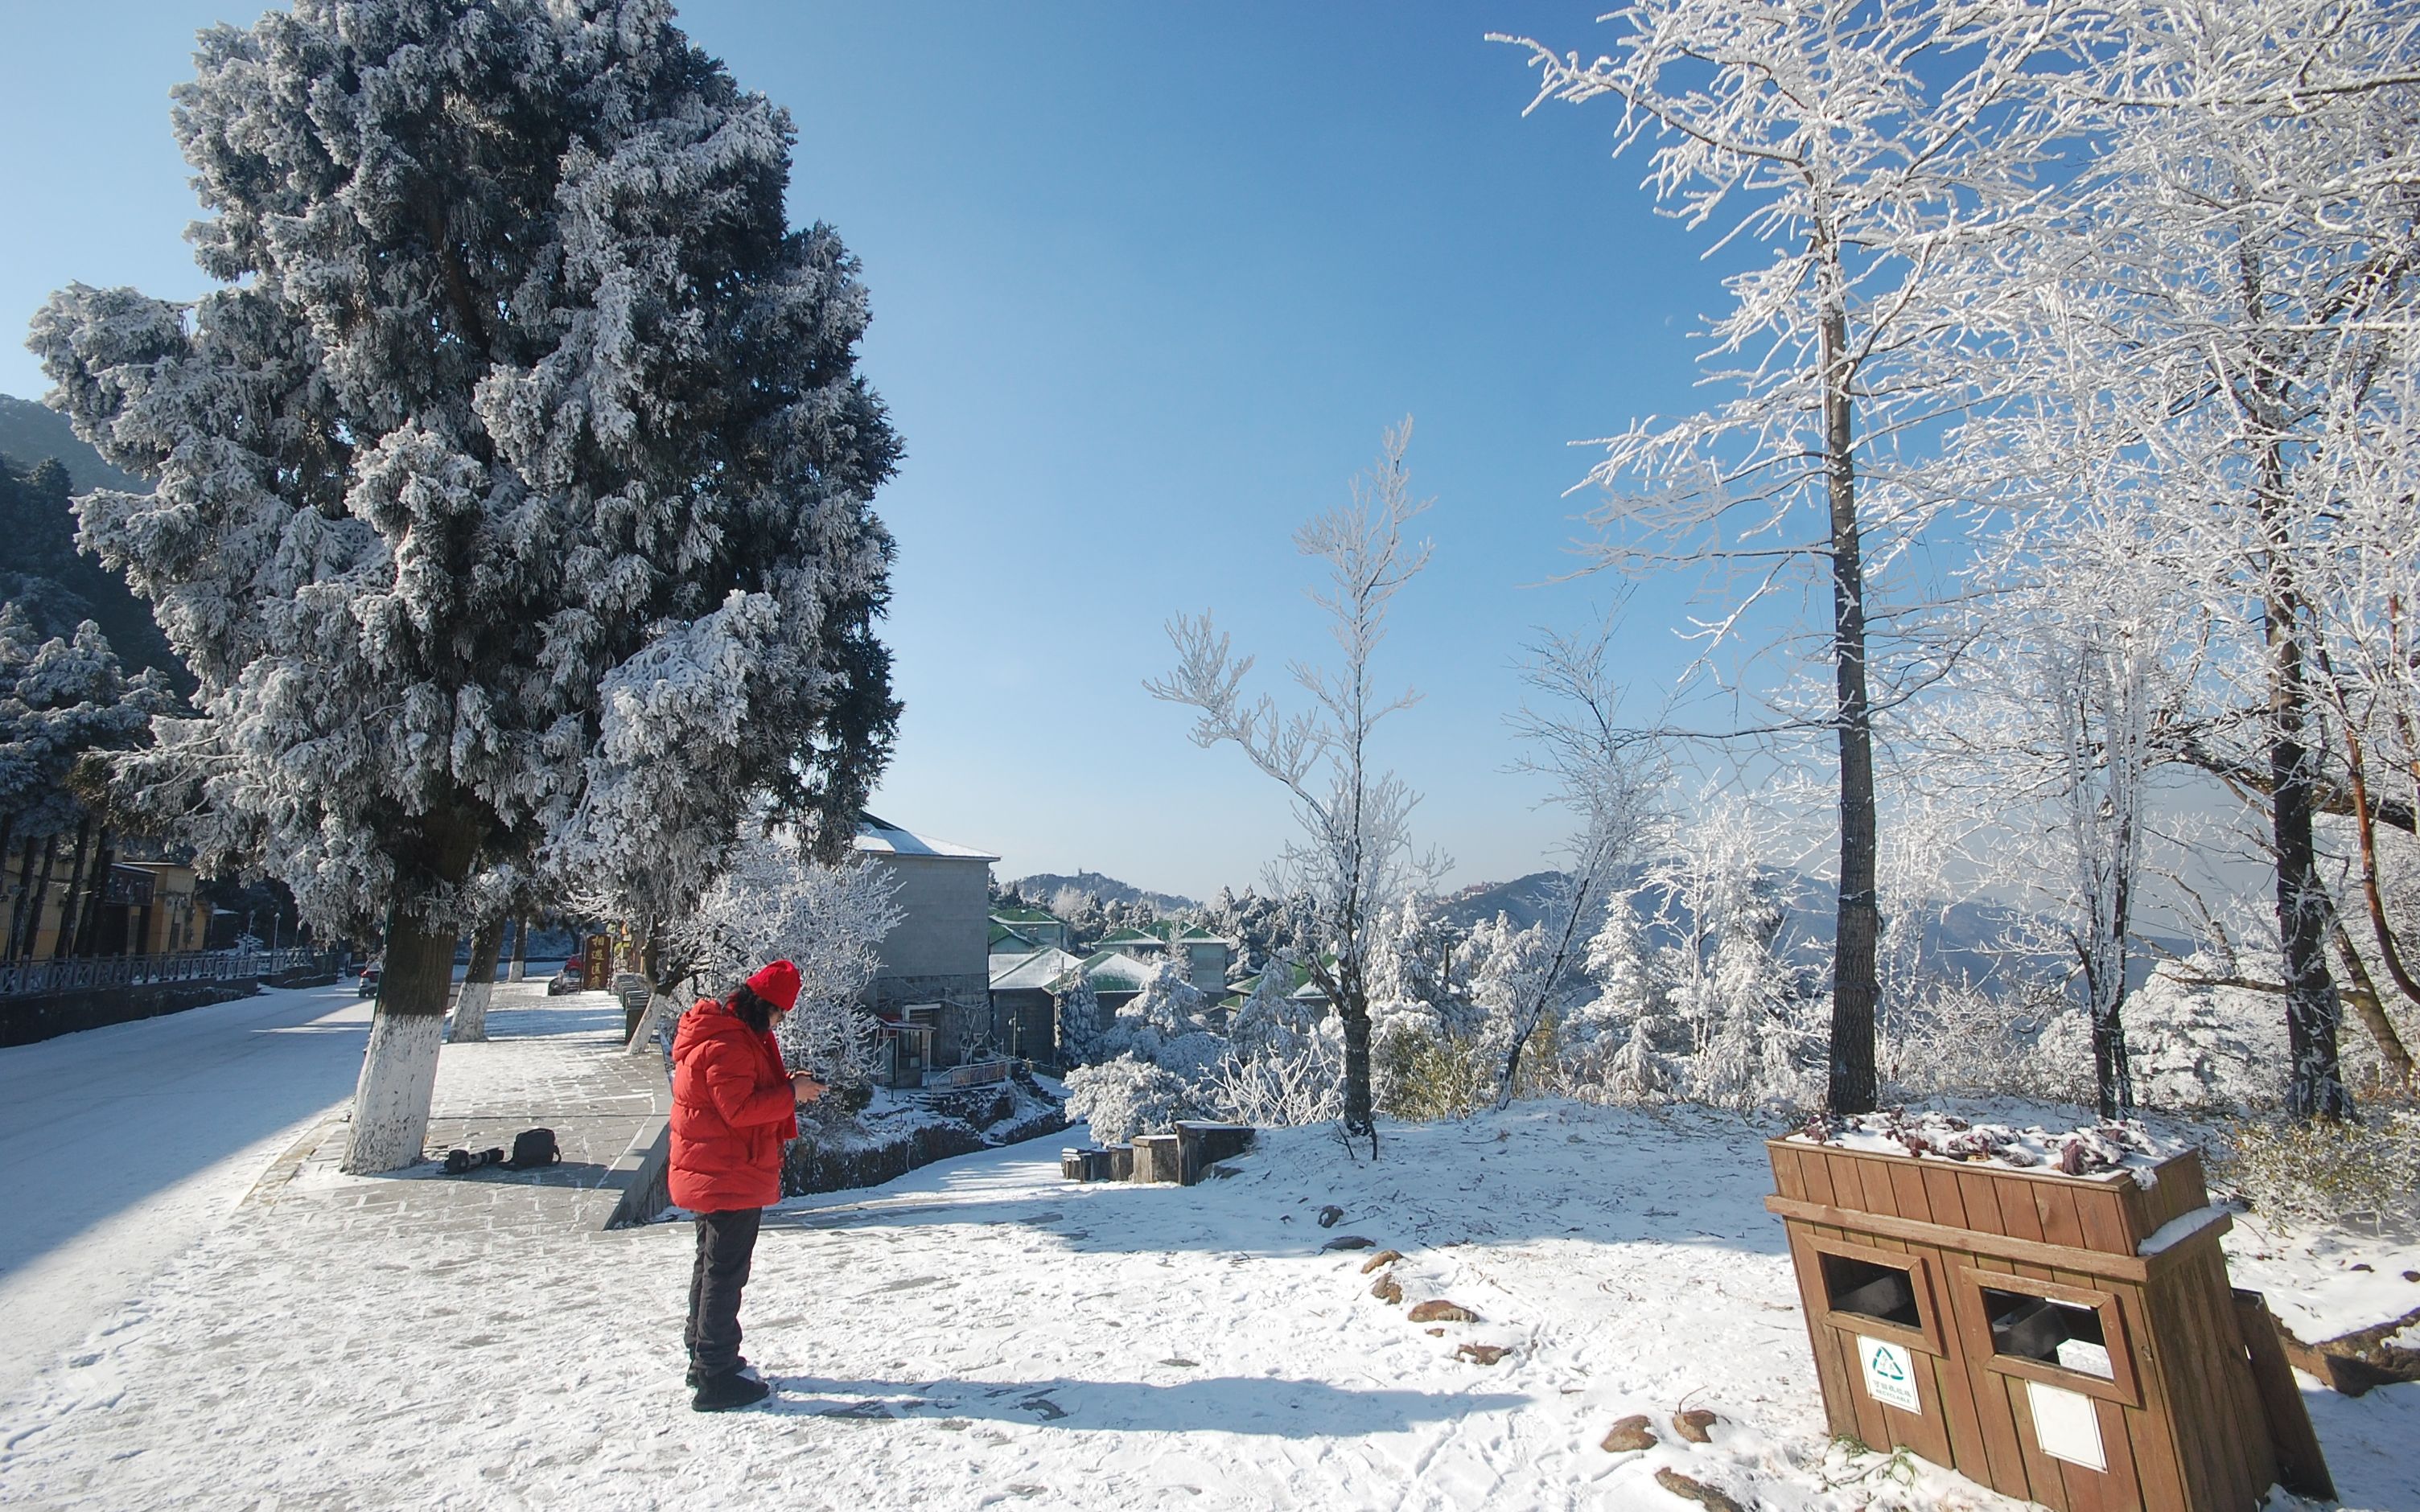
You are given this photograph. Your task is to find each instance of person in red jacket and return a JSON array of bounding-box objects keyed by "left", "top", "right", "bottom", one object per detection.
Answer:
[{"left": 671, "top": 958, "right": 821, "bottom": 1411}]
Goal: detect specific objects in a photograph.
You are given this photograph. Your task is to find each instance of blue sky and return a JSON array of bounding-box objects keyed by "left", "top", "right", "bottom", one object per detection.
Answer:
[{"left": 1, "top": 2, "right": 1762, "bottom": 901}]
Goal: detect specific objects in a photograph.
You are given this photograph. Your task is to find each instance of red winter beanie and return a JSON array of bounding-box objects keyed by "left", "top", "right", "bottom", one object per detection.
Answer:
[{"left": 746, "top": 959, "right": 801, "bottom": 1012}]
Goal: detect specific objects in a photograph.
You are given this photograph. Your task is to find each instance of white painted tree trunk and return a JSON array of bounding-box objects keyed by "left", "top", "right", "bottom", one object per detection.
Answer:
[
  {"left": 341, "top": 1009, "right": 444, "bottom": 1173},
  {"left": 506, "top": 914, "right": 528, "bottom": 983},
  {"left": 626, "top": 987, "right": 682, "bottom": 1055},
  {"left": 449, "top": 979, "right": 494, "bottom": 1042}
]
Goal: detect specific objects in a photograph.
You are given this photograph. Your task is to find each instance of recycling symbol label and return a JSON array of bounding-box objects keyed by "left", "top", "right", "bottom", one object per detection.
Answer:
[{"left": 1858, "top": 1335, "right": 1922, "bottom": 1414}]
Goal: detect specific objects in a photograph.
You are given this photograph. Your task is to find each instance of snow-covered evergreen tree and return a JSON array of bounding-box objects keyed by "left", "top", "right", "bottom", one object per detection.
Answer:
[
  {"left": 29, "top": 0, "right": 901, "bottom": 1170},
  {"left": 1056, "top": 965, "right": 1105, "bottom": 1067},
  {"left": 0, "top": 609, "right": 173, "bottom": 960}
]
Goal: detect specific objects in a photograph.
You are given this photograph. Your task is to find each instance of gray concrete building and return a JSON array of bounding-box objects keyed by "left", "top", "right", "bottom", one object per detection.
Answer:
[{"left": 854, "top": 814, "right": 997, "bottom": 1066}]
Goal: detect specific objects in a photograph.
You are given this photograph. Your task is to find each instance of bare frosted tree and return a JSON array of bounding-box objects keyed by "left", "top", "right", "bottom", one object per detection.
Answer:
[
  {"left": 1147, "top": 420, "right": 1443, "bottom": 1150},
  {"left": 1965, "top": 0, "right": 2420, "bottom": 1119},
  {"left": 1492, "top": 0, "right": 2059, "bottom": 1114},
  {"left": 1490, "top": 624, "right": 1663, "bottom": 1107},
  {"left": 676, "top": 835, "right": 903, "bottom": 1088}
]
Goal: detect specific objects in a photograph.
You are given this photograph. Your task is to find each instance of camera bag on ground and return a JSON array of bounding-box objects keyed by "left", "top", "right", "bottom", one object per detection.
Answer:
[{"left": 504, "top": 1128, "right": 560, "bottom": 1169}]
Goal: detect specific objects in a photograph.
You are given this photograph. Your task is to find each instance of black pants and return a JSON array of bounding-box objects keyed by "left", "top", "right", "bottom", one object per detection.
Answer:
[{"left": 685, "top": 1206, "right": 762, "bottom": 1378}]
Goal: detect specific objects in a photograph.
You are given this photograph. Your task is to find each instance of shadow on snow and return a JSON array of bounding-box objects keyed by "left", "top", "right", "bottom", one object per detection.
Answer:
[{"left": 766, "top": 1373, "right": 1527, "bottom": 1438}]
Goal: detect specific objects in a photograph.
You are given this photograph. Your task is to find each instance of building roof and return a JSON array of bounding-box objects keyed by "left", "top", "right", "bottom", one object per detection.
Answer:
[
  {"left": 854, "top": 812, "right": 998, "bottom": 861},
  {"left": 988, "top": 922, "right": 1039, "bottom": 953},
  {"left": 990, "top": 946, "right": 1084, "bottom": 992},
  {"left": 990, "top": 906, "right": 1063, "bottom": 927},
  {"left": 1094, "top": 927, "right": 1163, "bottom": 949},
  {"left": 1046, "top": 948, "right": 1159, "bottom": 996}
]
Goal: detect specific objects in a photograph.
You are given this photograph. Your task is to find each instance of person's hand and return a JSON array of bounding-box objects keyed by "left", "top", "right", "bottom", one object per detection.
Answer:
[{"left": 790, "top": 1070, "right": 825, "bottom": 1103}]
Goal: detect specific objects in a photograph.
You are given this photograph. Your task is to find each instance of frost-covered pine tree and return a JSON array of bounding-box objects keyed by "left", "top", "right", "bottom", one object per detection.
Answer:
[
  {"left": 0, "top": 610, "right": 173, "bottom": 960},
  {"left": 29, "top": 0, "right": 901, "bottom": 1170},
  {"left": 1056, "top": 964, "right": 1105, "bottom": 1067}
]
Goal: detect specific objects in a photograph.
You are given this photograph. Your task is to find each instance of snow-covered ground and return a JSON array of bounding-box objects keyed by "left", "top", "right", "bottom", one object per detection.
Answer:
[
  {"left": 2, "top": 1048, "right": 2417, "bottom": 1510},
  {"left": 0, "top": 982, "right": 369, "bottom": 1405}
]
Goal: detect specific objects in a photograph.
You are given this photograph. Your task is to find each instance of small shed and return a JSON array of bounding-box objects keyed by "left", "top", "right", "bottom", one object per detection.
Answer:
[{"left": 1765, "top": 1127, "right": 2330, "bottom": 1511}]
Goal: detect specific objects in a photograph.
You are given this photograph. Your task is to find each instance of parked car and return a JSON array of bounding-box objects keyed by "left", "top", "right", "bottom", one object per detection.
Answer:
[
  {"left": 545, "top": 962, "right": 586, "bottom": 996},
  {"left": 356, "top": 962, "right": 381, "bottom": 997}
]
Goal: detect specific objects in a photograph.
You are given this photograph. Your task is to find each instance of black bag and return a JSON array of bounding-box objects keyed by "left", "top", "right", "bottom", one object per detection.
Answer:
[{"left": 504, "top": 1127, "right": 559, "bottom": 1169}]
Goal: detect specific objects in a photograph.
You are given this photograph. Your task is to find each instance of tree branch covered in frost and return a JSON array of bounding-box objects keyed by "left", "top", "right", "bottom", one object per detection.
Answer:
[
  {"left": 1936, "top": 0, "right": 2420, "bottom": 1120},
  {"left": 1491, "top": 0, "right": 2068, "bottom": 1116}
]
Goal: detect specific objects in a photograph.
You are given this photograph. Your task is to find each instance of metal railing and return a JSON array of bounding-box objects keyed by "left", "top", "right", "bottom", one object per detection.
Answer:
[{"left": 0, "top": 945, "right": 336, "bottom": 1000}]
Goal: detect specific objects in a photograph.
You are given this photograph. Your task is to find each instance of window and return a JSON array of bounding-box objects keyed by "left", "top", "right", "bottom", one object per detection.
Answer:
[
  {"left": 1955, "top": 1266, "right": 2138, "bottom": 1405},
  {"left": 1823, "top": 1253, "right": 1922, "bottom": 1330},
  {"left": 1979, "top": 1287, "right": 2113, "bottom": 1379},
  {"left": 1797, "top": 1236, "right": 1945, "bottom": 1354}
]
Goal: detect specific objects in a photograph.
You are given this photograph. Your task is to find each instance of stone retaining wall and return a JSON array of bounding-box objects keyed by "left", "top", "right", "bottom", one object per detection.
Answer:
[{"left": 781, "top": 1101, "right": 1067, "bottom": 1198}]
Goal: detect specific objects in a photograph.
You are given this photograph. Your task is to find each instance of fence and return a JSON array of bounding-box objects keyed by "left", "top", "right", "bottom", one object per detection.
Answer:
[{"left": 0, "top": 945, "right": 334, "bottom": 1000}]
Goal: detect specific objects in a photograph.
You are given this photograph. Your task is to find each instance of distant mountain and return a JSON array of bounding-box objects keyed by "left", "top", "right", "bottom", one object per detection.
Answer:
[
  {"left": 1007, "top": 871, "right": 1197, "bottom": 913},
  {"left": 1436, "top": 872, "right": 1567, "bottom": 933},
  {"left": 0, "top": 394, "right": 187, "bottom": 690},
  {"left": 1437, "top": 865, "right": 2184, "bottom": 992},
  {"left": 0, "top": 394, "right": 149, "bottom": 498}
]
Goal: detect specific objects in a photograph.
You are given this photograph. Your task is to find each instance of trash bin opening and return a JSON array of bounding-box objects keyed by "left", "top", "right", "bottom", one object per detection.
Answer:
[
  {"left": 1980, "top": 1286, "right": 2113, "bottom": 1380},
  {"left": 1820, "top": 1252, "right": 1921, "bottom": 1329}
]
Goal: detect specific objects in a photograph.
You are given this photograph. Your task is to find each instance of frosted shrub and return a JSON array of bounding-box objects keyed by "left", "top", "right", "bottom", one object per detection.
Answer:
[
  {"left": 2213, "top": 1111, "right": 2420, "bottom": 1232},
  {"left": 1880, "top": 978, "right": 2073, "bottom": 1102},
  {"left": 2126, "top": 965, "right": 2290, "bottom": 1113},
  {"left": 1064, "top": 1054, "right": 1209, "bottom": 1143},
  {"left": 1208, "top": 1025, "right": 1345, "bottom": 1128}
]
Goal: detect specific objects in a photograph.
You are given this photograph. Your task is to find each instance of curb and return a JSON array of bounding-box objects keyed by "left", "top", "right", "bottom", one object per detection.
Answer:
[
  {"left": 241, "top": 1114, "right": 340, "bottom": 1209},
  {"left": 600, "top": 1114, "right": 671, "bottom": 1231}
]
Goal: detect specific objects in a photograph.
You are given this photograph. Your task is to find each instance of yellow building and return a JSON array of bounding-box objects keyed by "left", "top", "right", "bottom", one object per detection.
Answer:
[{"left": 3, "top": 855, "right": 206, "bottom": 959}]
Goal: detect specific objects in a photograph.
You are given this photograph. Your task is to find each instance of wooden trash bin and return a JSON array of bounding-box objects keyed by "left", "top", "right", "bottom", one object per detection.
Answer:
[{"left": 1765, "top": 1136, "right": 2332, "bottom": 1511}]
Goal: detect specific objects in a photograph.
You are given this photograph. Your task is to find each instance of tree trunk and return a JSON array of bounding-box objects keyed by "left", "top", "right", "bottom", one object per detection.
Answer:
[
  {"left": 72, "top": 832, "right": 116, "bottom": 957},
  {"left": 341, "top": 807, "right": 485, "bottom": 1173},
  {"left": 2332, "top": 924, "right": 2415, "bottom": 1091},
  {"left": 625, "top": 918, "right": 689, "bottom": 1055},
  {"left": 2085, "top": 953, "right": 2136, "bottom": 1121},
  {"left": 48, "top": 817, "right": 94, "bottom": 959},
  {"left": 1818, "top": 272, "right": 1880, "bottom": 1116},
  {"left": 506, "top": 911, "right": 529, "bottom": 982},
  {"left": 16, "top": 833, "right": 60, "bottom": 962},
  {"left": 340, "top": 898, "right": 459, "bottom": 1173},
  {"left": 1339, "top": 994, "right": 1374, "bottom": 1144},
  {"left": 447, "top": 915, "right": 507, "bottom": 1042},
  {"left": 2268, "top": 599, "right": 2352, "bottom": 1120},
  {"left": 4, "top": 827, "right": 35, "bottom": 953}
]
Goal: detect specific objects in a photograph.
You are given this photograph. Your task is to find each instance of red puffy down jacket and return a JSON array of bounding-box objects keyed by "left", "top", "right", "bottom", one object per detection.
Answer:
[{"left": 669, "top": 998, "right": 800, "bottom": 1212}]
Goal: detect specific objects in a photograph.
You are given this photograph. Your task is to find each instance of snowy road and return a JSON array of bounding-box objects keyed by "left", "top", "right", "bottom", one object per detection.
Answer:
[{"left": 0, "top": 982, "right": 369, "bottom": 1403}]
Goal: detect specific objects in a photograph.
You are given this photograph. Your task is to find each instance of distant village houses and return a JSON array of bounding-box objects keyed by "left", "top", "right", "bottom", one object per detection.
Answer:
[{"left": 986, "top": 910, "right": 1243, "bottom": 1066}]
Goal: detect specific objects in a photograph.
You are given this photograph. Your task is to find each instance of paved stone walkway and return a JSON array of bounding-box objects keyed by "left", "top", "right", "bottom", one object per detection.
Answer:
[{"left": 249, "top": 980, "right": 670, "bottom": 1234}]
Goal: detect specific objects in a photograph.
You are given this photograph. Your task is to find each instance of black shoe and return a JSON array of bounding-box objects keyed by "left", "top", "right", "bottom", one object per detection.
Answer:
[
  {"left": 692, "top": 1369, "right": 772, "bottom": 1412},
  {"left": 685, "top": 1354, "right": 748, "bottom": 1388}
]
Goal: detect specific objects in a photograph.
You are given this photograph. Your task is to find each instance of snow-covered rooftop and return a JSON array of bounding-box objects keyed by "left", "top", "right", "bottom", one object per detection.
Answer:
[
  {"left": 853, "top": 812, "right": 998, "bottom": 862},
  {"left": 1047, "top": 948, "right": 1158, "bottom": 995},
  {"left": 990, "top": 947, "right": 1084, "bottom": 992}
]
